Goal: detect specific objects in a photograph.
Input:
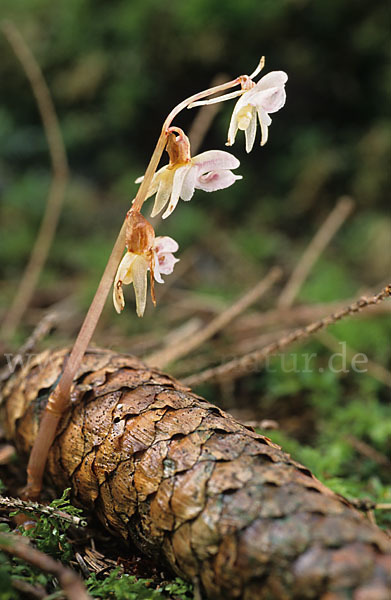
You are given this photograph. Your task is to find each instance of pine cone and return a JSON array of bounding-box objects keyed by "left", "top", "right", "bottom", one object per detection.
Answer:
[{"left": 2, "top": 347, "right": 390, "bottom": 599}]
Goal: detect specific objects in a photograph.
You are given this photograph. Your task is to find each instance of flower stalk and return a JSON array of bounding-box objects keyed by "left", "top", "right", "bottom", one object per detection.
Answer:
[{"left": 24, "top": 66, "right": 254, "bottom": 500}]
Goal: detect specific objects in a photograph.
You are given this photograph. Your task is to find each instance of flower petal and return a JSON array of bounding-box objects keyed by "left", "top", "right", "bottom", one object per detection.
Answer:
[
  {"left": 255, "top": 71, "right": 288, "bottom": 91},
  {"left": 158, "top": 253, "right": 180, "bottom": 275},
  {"left": 249, "top": 72, "right": 287, "bottom": 114},
  {"left": 257, "top": 106, "right": 272, "bottom": 146},
  {"left": 154, "top": 236, "right": 179, "bottom": 254},
  {"left": 180, "top": 166, "right": 198, "bottom": 202},
  {"left": 117, "top": 252, "right": 137, "bottom": 285},
  {"left": 192, "top": 150, "right": 240, "bottom": 172},
  {"left": 162, "top": 165, "right": 191, "bottom": 219},
  {"left": 153, "top": 252, "right": 165, "bottom": 284},
  {"left": 256, "top": 86, "right": 286, "bottom": 113},
  {"left": 113, "top": 281, "right": 125, "bottom": 314},
  {"left": 151, "top": 176, "right": 172, "bottom": 217},
  {"left": 136, "top": 165, "right": 168, "bottom": 200},
  {"left": 196, "top": 169, "right": 242, "bottom": 192},
  {"left": 113, "top": 252, "right": 138, "bottom": 313},
  {"left": 244, "top": 110, "right": 257, "bottom": 153},
  {"left": 132, "top": 256, "right": 149, "bottom": 317},
  {"left": 226, "top": 103, "right": 240, "bottom": 146}
]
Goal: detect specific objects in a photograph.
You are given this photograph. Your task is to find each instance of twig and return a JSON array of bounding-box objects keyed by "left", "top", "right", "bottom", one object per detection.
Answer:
[
  {"left": 317, "top": 330, "right": 391, "bottom": 388},
  {"left": 0, "top": 21, "right": 69, "bottom": 340},
  {"left": 0, "top": 532, "right": 91, "bottom": 600},
  {"left": 0, "top": 311, "right": 58, "bottom": 384},
  {"left": 182, "top": 283, "right": 391, "bottom": 386},
  {"left": 278, "top": 196, "right": 354, "bottom": 308},
  {"left": 11, "top": 578, "right": 46, "bottom": 599},
  {"left": 344, "top": 435, "right": 391, "bottom": 468},
  {"left": 145, "top": 267, "right": 282, "bottom": 369},
  {"left": 0, "top": 495, "right": 88, "bottom": 527},
  {"left": 231, "top": 296, "right": 390, "bottom": 337},
  {"left": 348, "top": 498, "right": 391, "bottom": 514},
  {"left": 157, "top": 317, "right": 202, "bottom": 349}
]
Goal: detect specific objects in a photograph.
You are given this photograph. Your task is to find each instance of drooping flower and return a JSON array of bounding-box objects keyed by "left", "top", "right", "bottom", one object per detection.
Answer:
[
  {"left": 113, "top": 211, "right": 179, "bottom": 317},
  {"left": 227, "top": 71, "right": 288, "bottom": 152},
  {"left": 136, "top": 129, "right": 242, "bottom": 220},
  {"left": 113, "top": 251, "right": 150, "bottom": 317}
]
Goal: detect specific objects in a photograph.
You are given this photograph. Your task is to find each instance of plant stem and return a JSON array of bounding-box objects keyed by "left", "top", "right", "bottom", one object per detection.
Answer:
[
  {"left": 24, "top": 218, "right": 127, "bottom": 499},
  {"left": 24, "top": 71, "right": 245, "bottom": 500}
]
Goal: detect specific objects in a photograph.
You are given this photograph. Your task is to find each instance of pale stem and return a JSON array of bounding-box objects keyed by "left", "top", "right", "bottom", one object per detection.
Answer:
[
  {"left": 24, "top": 218, "right": 127, "bottom": 499},
  {"left": 25, "top": 72, "right": 244, "bottom": 500},
  {"left": 188, "top": 90, "right": 244, "bottom": 109}
]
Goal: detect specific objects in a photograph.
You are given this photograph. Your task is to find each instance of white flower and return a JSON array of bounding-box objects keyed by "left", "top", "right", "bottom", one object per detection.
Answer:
[
  {"left": 136, "top": 150, "right": 242, "bottom": 220},
  {"left": 227, "top": 71, "right": 288, "bottom": 152},
  {"left": 113, "top": 234, "right": 179, "bottom": 317}
]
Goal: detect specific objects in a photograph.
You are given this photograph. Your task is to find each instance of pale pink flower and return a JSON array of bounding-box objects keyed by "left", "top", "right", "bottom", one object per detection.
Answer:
[
  {"left": 136, "top": 150, "right": 242, "bottom": 219},
  {"left": 153, "top": 236, "right": 180, "bottom": 283},
  {"left": 227, "top": 71, "right": 288, "bottom": 152}
]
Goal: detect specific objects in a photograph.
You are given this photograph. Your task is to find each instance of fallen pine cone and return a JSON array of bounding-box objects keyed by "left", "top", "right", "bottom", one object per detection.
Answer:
[{"left": 1, "top": 347, "right": 390, "bottom": 599}]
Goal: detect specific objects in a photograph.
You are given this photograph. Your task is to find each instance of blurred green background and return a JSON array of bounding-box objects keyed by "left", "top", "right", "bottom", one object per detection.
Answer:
[{"left": 0, "top": 0, "right": 390, "bottom": 520}]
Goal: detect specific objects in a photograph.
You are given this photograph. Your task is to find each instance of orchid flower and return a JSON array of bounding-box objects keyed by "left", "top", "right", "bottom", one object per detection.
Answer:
[
  {"left": 136, "top": 129, "right": 242, "bottom": 220},
  {"left": 113, "top": 211, "right": 179, "bottom": 317},
  {"left": 188, "top": 61, "right": 287, "bottom": 153},
  {"left": 227, "top": 71, "right": 288, "bottom": 152}
]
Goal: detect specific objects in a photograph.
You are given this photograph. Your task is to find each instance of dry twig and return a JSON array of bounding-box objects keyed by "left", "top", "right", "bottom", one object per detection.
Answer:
[
  {"left": 0, "top": 532, "right": 91, "bottom": 600},
  {"left": 0, "top": 311, "right": 58, "bottom": 384},
  {"left": 273, "top": 198, "right": 390, "bottom": 387},
  {"left": 278, "top": 196, "right": 354, "bottom": 308},
  {"left": 344, "top": 434, "right": 391, "bottom": 468},
  {"left": 231, "top": 297, "right": 390, "bottom": 337},
  {"left": 0, "top": 495, "right": 88, "bottom": 527},
  {"left": 183, "top": 283, "right": 391, "bottom": 386},
  {"left": 1, "top": 21, "right": 69, "bottom": 340},
  {"left": 145, "top": 267, "right": 282, "bottom": 369}
]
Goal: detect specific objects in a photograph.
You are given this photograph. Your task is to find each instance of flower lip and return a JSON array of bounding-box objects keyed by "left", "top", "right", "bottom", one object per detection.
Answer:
[{"left": 153, "top": 235, "right": 179, "bottom": 283}]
